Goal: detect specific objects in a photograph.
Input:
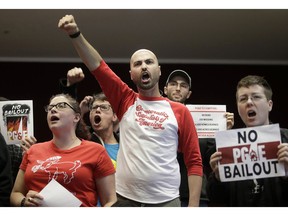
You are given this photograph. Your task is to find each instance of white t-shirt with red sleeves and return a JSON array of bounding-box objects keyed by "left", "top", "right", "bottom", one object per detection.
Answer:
[{"left": 92, "top": 61, "right": 202, "bottom": 204}]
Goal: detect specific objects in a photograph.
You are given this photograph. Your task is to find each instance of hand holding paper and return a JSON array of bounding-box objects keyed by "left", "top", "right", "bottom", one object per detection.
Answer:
[{"left": 39, "top": 179, "right": 82, "bottom": 207}]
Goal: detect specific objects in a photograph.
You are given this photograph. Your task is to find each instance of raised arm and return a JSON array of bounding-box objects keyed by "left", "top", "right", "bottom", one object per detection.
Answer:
[
  {"left": 66, "top": 67, "right": 85, "bottom": 87},
  {"left": 59, "top": 67, "right": 85, "bottom": 99},
  {"left": 58, "top": 15, "right": 102, "bottom": 72}
]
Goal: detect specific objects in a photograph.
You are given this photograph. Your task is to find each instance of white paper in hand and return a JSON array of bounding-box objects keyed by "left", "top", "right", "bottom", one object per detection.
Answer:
[{"left": 39, "top": 178, "right": 82, "bottom": 207}]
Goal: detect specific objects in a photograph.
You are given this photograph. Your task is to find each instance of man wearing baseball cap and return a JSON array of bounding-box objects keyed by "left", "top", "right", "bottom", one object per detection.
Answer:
[
  {"left": 164, "top": 69, "right": 234, "bottom": 207},
  {"left": 164, "top": 69, "right": 192, "bottom": 104}
]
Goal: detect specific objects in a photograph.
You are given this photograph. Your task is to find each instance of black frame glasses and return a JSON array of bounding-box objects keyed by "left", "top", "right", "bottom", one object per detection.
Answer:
[
  {"left": 90, "top": 104, "right": 111, "bottom": 111},
  {"left": 44, "top": 102, "right": 76, "bottom": 112},
  {"left": 237, "top": 94, "right": 266, "bottom": 104}
]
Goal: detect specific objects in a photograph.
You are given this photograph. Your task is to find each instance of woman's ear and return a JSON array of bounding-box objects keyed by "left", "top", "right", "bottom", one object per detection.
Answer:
[{"left": 74, "top": 113, "right": 81, "bottom": 123}]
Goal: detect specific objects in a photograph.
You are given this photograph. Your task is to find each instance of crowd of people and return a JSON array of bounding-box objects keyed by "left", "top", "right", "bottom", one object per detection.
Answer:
[{"left": 1, "top": 14, "right": 288, "bottom": 207}]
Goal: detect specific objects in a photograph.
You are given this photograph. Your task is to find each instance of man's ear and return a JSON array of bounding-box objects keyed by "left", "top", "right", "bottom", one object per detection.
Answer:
[
  {"left": 186, "top": 90, "right": 192, "bottom": 99},
  {"left": 129, "top": 70, "right": 133, "bottom": 81},
  {"left": 163, "top": 86, "right": 168, "bottom": 96},
  {"left": 112, "top": 113, "right": 118, "bottom": 122},
  {"left": 268, "top": 100, "right": 273, "bottom": 112}
]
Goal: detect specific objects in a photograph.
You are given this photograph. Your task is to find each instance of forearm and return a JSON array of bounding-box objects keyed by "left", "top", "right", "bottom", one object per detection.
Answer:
[
  {"left": 10, "top": 192, "right": 25, "bottom": 207},
  {"left": 103, "top": 199, "right": 117, "bottom": 207},
  {"left": 101, "top": 191, "right": 117, "bottom": 207},
  {"left": 97, "top": 174, "right": 117, "bottom": 207},
  {"left": 188, "top": 175, "right": 202, "bottom": 207},
  {"left": 71, "top": 34, "right": 102, "bottom": 72},
  {"left": 59, "top": 78, "right": 77, "bottom": 99}
]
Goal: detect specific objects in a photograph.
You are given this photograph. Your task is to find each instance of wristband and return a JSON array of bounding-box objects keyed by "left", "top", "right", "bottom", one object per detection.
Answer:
[
  {"left": 69, "top": 31, "right": 81, "bottom": 39},
  {"left": 20, "top": 197, "right": 26, "bottom": 207}
]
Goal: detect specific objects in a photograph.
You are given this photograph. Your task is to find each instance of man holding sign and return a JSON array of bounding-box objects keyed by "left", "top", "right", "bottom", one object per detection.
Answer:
[{"left": 208, "top": 75, "right": 288, "bottom": 207}]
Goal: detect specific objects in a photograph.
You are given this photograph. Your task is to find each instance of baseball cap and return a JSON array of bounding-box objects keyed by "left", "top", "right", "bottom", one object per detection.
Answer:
[{"left": 166, "top": 69, "right": 192, "bottom": 89}]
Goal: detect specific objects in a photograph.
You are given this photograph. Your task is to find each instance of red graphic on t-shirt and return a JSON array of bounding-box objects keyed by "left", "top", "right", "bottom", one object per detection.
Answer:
[{"left": 135, "top": 105, "right": 168, "bottom": 130}]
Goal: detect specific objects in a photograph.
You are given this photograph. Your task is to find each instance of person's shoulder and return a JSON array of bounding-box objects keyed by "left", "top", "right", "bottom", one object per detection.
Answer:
[
  {"left": 165, "top": 98, "right": 186, "bottom": 108},
  {"left": 26, "top": 141, "right": 51, "bottom": 154}
]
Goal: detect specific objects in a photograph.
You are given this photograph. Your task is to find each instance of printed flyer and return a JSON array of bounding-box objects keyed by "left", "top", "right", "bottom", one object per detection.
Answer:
[
  {"left": 186, "top": 104, "right": 226, "bottom": 138},
  {"left": 0, "top": 100, "right": 34, "bottom": 145}
]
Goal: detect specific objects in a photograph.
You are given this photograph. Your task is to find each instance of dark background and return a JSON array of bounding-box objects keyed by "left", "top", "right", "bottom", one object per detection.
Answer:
[
  {"left": 0, "top": 62, "right": 286, "bottom": 142},
  {"left": 1, "top": 9, "right": 287, "bottom": 142}
]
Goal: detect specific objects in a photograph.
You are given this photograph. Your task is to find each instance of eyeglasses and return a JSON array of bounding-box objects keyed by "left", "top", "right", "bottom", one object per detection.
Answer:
[
  {"left": 44, "top": 102, "right": 76, "bottom": 112},
  {"left": 167, "top": 81, "right": 189, "bottom": 89},
  {"left": 237, "top": 94, "right": 266, "bottom": 104},
  {"left": 90, "top": 104, "right": 111, "bottom": 111}
]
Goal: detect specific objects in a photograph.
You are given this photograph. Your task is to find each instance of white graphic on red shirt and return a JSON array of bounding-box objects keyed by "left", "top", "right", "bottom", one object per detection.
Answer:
[{"left": 32, "top": 156, "right": 81, "bottom": 184}]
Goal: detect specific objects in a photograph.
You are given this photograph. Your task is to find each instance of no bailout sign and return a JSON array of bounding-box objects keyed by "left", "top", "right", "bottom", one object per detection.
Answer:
[
  {"left": 0, "top": 100, "right": 34, "bottom": 145},
  {"left": 215, "top": 124, "right": 286, "bottom": 182}
]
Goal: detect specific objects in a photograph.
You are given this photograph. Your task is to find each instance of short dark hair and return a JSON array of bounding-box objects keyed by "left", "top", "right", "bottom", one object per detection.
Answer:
[{"left": 236, "top": 75, "right": 273, "bottom": 100}]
